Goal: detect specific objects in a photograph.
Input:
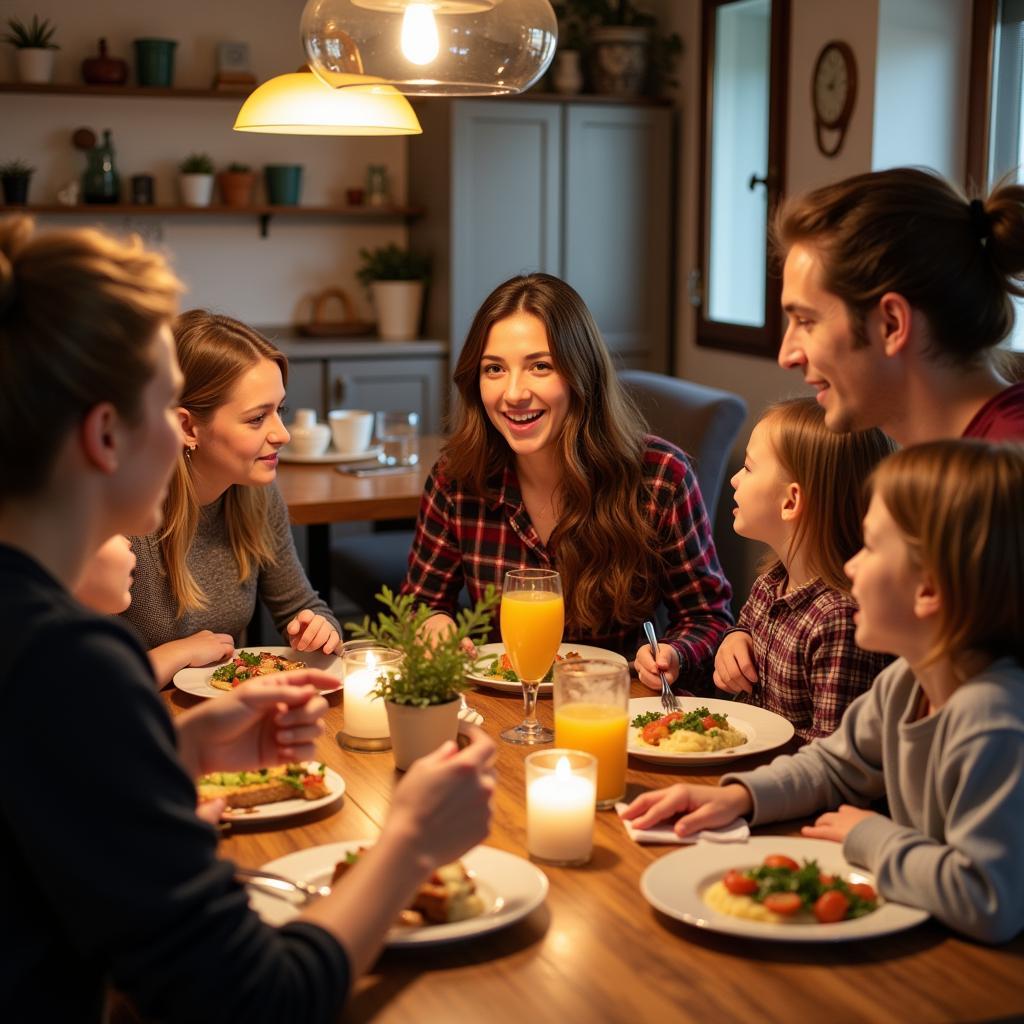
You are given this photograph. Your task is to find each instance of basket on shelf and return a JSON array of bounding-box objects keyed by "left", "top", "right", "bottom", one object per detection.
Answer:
[{"left": 295, "top": 287, "right": 374, "bottom": 337}]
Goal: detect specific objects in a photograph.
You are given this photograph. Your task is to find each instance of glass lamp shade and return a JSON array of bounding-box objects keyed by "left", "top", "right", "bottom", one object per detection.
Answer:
[
  {"left": 301, "top": 0, "right": 558, "bottom": 96},
  {"left": 233, "top": 69, "right": 422, "bottom": 135}
]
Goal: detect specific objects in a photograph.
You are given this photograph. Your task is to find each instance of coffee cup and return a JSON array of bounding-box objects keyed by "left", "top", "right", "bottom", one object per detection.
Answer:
[
  {"left": 329, "top": 409, "right": 374, "bottom": 454},
  {"left": 288, "top": 408, "right": 331, "bottom": 457}
]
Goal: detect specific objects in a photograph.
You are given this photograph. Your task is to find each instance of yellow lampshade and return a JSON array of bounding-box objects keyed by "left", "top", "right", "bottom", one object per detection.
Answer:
[{"left": 233, "top": 70, "right": 421, "bottom": 135}]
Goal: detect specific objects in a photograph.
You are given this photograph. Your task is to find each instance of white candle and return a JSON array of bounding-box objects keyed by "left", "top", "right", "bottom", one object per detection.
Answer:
[
  {"left": 343, "top": 653, "right": 390, "bottom": 739},
  {"left": 526, "top": 753, "right": 596, "bottom": 865}
]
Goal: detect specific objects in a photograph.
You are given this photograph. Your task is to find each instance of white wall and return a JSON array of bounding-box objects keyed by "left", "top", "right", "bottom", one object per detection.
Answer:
[
  {"left": 872, "top": 0, "right": 971, "bottom": 179},
  {"left": 1, "top": 0, "right": 410, "bottom": 326}
]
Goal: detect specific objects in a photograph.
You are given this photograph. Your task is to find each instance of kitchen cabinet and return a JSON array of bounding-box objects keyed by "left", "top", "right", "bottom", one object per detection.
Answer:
[
  {"left": 268, "top": 335, "right": 448, "bottom": 434},
  {"left": 409, "top": 97, "right": 675, "bottom": 373}
]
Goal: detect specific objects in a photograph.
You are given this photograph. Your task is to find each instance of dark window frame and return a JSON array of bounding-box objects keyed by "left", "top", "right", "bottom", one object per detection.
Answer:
[{"left": 695, "top": 0, "right": 791, "bottom": 359}]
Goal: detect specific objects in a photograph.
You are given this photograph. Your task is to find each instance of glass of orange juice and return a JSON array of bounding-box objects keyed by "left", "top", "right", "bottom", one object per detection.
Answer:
[
  {"left": 553, "top": 659, "right": 629, "bottom": 808},
  {"left": 500, "top": 568, "right": 563, "bottom": 745}
]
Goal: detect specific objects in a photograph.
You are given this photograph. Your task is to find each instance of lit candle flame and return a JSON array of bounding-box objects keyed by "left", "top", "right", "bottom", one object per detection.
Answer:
[
  {"left": 555, "top": 755, "right": 572, "bottom": 777},
  {"left": 401, "top": 3, "right": 440, "bottom": 66}
]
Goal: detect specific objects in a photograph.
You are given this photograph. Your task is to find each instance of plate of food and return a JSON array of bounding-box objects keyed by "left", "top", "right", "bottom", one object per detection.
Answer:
[
  {"left": 467, "top": 642, "right": 628, "bottom": 693},
  {"left": 640, "top": 836, "right": 929, "bottom": 942},
  {"left": 248, "top": 842, "right": 549, "bottom": 946},
  {"left": 173, "top": 646, "right": 344, "bottom": 700},
  {"left": 627, "top": 696, "right": 794, "bottom": 766},
  {"left": 197, "top": 761, "right": 345, "bottom": 823},
  {"left": 279, "top": 445, "right": 383, "bottom": 465}
]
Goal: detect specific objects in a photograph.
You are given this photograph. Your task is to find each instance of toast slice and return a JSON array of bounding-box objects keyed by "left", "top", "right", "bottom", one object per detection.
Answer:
[{"left": 196, "top": 762, "right": 329, "bottom": 808}]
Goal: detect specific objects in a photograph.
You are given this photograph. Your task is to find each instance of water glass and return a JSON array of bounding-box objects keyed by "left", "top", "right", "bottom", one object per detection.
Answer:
[
  {"left": 376, "top": 410, "right": 420, "bottom": 466},
  {"left": 553, "top": 659, "right": 629, "bottom": 808}
]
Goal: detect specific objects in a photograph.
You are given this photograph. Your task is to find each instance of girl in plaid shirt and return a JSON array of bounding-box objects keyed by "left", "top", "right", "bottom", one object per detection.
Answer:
[
  {"left": 402, "top": 273, "right": 733, "bottom": 687},
  {"left": 711, "top": 398, "right": 894, "bottom": 740}
]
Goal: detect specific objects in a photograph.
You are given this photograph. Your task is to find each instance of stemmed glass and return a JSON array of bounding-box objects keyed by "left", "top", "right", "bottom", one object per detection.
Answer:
[{"left": 499, "top": 568, "right": 564, "bottom": 745}]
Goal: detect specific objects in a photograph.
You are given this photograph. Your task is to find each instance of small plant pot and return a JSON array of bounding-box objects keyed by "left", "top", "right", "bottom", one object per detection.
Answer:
[
  {"left": 134, "top": 38, "right": 177, "bottom": 87},
  {"left": 1, "top": 174, "right": 31, "bottom": 206},
  {"left": 385, "top": 698, "right": 461, "bottom": 772},
  {"left": 179, "top": 173, "right": 215, "bottom": 207},
  {"left": 15, "top": 48, "right": 55, "bottom": 85},
  {"left": 371, "top": 280, "right": 424, "bottom": 341},
  {"left": 552, "top": 49, "right": 584, "bottom": 96},
  {"left": 264, "top": 164, "right": 303, "bottom": 205},
  {"left": 217, "top": 170, "right": 256, "bottom": 208},
  {"left": 590, "top": 26, "right": 651, "bottom": 98}
]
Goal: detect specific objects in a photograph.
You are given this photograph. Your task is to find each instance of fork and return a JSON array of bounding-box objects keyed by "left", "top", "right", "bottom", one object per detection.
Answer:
[
  {"left": 235, "top": 866, "right": 330, "bottom": 905},
  {"left": 643, "top": 619, "right": 680, "bottom": 713}
]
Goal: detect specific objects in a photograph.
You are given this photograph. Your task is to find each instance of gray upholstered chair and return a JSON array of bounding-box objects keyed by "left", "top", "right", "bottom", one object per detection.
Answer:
[{"left": 330, "top": 371, "right": 747, "bottom": 617}]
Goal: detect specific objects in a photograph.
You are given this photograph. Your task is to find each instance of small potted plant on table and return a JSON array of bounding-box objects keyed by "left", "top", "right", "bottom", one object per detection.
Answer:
[
  {"left": 349, "top": 586, "right": 498, "bottom": 771},
  {"left": 178, "top": 152, "right": 215, "bottom": 207},
  {"left": 1, "top": 159, "right": 34, "bottom": 206},
  {"left": 3, "top": 15, "right": 59, "bottom": 84},
  {"left": 218, "top": 162, "right": 256, "bottom": 207},
  {"left": 357, "top": 243, "right": 431, "bottom": 342}
]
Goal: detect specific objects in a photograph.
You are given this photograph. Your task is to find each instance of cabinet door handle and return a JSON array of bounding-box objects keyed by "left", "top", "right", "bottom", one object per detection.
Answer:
[{"left": 332, "top": 377, "right": 346, "bottom": 405}]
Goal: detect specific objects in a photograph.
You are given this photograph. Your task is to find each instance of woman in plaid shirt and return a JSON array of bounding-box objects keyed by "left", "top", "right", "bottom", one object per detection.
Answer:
[
  {"left": 711, "top": 398, "right": 894, "bottom": 740},
  {"left": 400, "top": 273, "right": 733, "bottom": 691}
]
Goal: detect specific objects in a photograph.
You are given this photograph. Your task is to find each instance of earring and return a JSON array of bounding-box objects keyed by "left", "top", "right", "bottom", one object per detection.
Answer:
[{"left": 184, "top": 443, "right": 197, "bottom": 463}]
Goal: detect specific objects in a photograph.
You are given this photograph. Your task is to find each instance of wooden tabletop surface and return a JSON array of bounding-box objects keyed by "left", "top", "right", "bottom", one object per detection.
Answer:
[
  {"left": 162, "top": 681, "right": 1024, "bottom": 1024},
  {"left": 276, "top": 436, "right": 443, "bottom": 525}
]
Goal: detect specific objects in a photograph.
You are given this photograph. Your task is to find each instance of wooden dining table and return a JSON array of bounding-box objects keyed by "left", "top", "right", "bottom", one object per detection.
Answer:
[
  {"left": 162, "top": 680, "right": 1024, "bottom": 1024},
  {"left": 275, "top": 436, "right": 443, "bottom": 602}
]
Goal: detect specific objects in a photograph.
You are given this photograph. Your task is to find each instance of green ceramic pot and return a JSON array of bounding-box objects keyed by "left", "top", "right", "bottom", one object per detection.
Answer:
[
  {"left": 264, "top": 164, "right": 303, "bottom": 206},
  {"left": 134, "top": 38, "right": 177, "bottom": 88}
]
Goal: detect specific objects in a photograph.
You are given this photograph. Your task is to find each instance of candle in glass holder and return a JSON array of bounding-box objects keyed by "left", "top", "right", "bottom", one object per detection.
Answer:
[
  {"left": 525, "top": 749, "right": 597, "bottom": 866},
  {"left": 339, "top": 641, "right": 401, "bottom": 752}
]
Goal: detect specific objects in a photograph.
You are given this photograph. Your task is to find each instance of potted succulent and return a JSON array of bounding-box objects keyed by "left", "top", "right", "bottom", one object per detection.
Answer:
[
  {"left": 178, "top": 153, "right": 215, "bottom": 207},
  {"left": 218, "top": 161, "right": 256, "bottom": 208},
  {"left": 349, "top": 586, "right": 498, "bottom": 771},
  {"left": 3, "top": 15, "right": 59, "bottom": 85},
  {"left": 553, "top": 1, "right": 681, "bottom": 97},
  {"left": 356, "top": 244, "right": 431, "bottom": 341},
  {"left": 0, "top": 159, "right": 34, "bottom": 206}
]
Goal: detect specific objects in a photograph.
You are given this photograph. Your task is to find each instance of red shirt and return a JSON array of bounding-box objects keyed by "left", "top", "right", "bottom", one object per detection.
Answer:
[
  {"left": 962, "top": 382, "right": 1024, "bottom": 441},
  {"left": 728, "top": 565, "right": 891, "bottom": 742},
  {"left": 401, "top": 436, "right": 734, "bottom": 687}
]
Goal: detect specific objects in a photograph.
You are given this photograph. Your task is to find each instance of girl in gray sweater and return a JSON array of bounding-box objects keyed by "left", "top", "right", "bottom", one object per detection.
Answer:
[{"left": 624, "top": 440, "right": 1024, "bottom": 943}]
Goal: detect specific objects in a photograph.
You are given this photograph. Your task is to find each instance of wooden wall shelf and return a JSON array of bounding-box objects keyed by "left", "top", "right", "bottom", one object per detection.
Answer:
[
  {"left": 0, "top": 204, "right": 425, "bottom": 238},
  {"left": 0, "top": 81, "right": 251, "bottom": 99}
]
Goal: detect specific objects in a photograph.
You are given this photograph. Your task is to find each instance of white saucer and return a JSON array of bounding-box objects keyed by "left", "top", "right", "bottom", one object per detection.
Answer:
[{"left": 279, "top": 445, "right": 383, "bottom": 464}]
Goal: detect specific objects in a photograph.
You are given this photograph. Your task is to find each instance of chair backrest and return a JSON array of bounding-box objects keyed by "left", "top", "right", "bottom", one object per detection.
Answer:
[{"left": 618, "top": 369, "right": 747, "bottom": 514}]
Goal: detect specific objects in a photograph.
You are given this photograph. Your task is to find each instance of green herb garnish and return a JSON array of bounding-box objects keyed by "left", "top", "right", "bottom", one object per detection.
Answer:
[{"left": 631, "top": 710, "right": 663, "bottom": 728}]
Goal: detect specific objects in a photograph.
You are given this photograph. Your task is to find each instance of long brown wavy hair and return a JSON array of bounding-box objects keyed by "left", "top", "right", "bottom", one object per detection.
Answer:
[
  {"left": 758, "top": 398, "right": 896, "bottom": 590},
  {"left": 446, "top": 273, "right": 662, "bottom": 634},
  {"left": 158, "top": 310, "right": 289, "bottom": 617}
]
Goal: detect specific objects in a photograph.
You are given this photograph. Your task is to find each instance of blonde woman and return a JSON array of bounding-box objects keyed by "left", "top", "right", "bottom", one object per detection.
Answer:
[{"left": 122, "top": 311, "right": 341, "bottom": 674}]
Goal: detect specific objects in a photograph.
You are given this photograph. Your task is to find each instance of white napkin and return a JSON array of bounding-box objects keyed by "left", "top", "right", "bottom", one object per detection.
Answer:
[
  {"left": 457, "top": 703, "right": 484, "bottom": 727},
  {"left": 614, "top": 803, "right": 750, "bottom": 845}
]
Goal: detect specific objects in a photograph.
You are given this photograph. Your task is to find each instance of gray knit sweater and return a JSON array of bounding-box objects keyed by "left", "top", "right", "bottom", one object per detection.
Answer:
[
  {"left": 121, "top": 484, "right": 339, "bottom": 648},
  {"left": 723, "top": 656, "right": 1024, "bottom": 943}
]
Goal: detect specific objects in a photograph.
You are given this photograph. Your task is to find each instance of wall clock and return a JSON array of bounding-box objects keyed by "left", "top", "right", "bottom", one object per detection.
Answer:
[{"left": 812, "top": 40, "right": 857, "bottom": 157}]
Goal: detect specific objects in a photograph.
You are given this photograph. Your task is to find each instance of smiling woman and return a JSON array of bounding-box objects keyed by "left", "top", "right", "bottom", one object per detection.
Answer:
[
  {"left": 121, "top": 311, "right": 342, "bottom": 680},
  {"left": 401, "top": 273, "right": 734, "bottom": 693}
]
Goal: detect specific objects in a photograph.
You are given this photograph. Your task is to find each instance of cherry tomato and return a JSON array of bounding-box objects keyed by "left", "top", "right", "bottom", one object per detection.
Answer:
[
  {"left": 763, "top": 892, "right": 803, "bottom": 915},
  {"left": 849, "top": 882, "right": 877, "bottom": 903},
  {"left": 701, "top": 715, "right": 719, "bottom": 731},
  {"left": 723, "top": 870, "right": 758, "bottom": 896},
  {"left": 813, "top": 889, "right": 850, "bottom": 924},
  {"left": 818, "top": 873, "right": 836, "bottom": 886},
  {"left": 763, "top": 855, "right": 800, "bottom": 871},
  {"left": 302, "top": 775, "right": 321, "bottom": 787}
]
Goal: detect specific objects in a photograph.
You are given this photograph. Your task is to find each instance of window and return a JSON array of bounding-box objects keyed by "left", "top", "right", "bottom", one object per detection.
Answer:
[{"left": 695, "top": 0, "right": 790, "bottom": 357}]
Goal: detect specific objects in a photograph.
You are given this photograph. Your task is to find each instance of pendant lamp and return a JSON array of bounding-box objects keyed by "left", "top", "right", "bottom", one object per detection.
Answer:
[
  {"left": 301, "top": 0, "right": 558, "bottom": 96},
  {"left": 234, "top": 68, "right": 421, "bottom": 135}
]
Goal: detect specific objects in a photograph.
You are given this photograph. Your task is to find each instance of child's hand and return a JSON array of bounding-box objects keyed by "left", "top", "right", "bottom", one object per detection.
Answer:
[
  {"left": 634, "top": 642, "right": 680, "bottom": 691},
  {"left": 287, "top": 610, "right": 341, "bottom": 654},
  {"left": 801, "top": 804, "right": 877, "bottom": 843},
  {"left": 420, "top": 613, "right": 477, "bottom": 656},
  {"left": 621, "top": 782, "right": 752, "bottom": 837},
  {"left": 713, "top": 631, "right": 759, "bottom": 694}
]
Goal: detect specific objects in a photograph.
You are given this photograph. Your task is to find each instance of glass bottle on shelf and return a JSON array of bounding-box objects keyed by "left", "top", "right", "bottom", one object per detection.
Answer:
[{"left": 82, "top": 129, "right": 121, "bottom": 204}]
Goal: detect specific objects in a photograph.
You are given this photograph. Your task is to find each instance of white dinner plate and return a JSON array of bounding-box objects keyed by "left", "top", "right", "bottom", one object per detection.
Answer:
[
  {"left": 627, "top": 696, "right": 794, "bottom": 766},
  {"left": 219, "top": 768, "right": 346, "bottom": 824},
  {"left": 467, "top": 642, "right": 629, "bottom": 694},
  {"left": 249, "top": 842, "right": 549, "bottom": 946},
  {"left": 173, "top": 646, "right": 344, "bottom": 700},
  {"left": 279, "top": 445, "right": 383, "bottom": 464},
  {"left": 640, "top": 836, "right": 929, "bottom": 943}
]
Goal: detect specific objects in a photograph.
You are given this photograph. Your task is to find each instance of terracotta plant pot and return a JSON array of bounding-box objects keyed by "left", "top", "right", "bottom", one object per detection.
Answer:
[
  {"left": 217, "top": 170, "right": 256, "bottom": 208},
  {"left": 385, "top": 698, "right": 460, "bottom": 771}
]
